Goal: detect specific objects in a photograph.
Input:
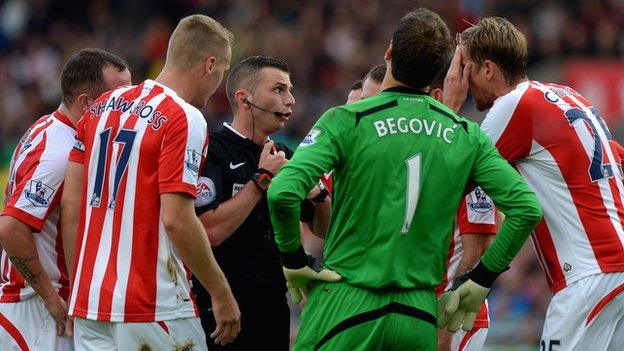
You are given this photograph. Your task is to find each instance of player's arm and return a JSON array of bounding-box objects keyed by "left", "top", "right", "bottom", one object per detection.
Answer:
[
  {"left": 267, "top": 108, "right": 348, "bottom": 302},
  {"left": 162, "top": 192, "right": 240, "bottom": 344},
  {"left": 438, "top": 127, "right": 541, "bottom": 332},
  {"left": 0, "top": 147, "right": 72, "bottom": 336},
  {"left": 300, "top": 181, "right": 332, "bottom": 239},
  {"left": 268, "top": 108, "right": 347, "bottom": 253},
  {"left": 198, "top": 140, "right": 286, "bottom": 246},
  {"left": 455, "top": 192, "right": 497, "bottom": 275},
  {"left": 160, "top": 113, "right": 239, "bottom": 345},
  {"left": 456, "top": 234, "right": 494, "bottom": 276},
  {"left": 0, "top": 216, "right": 66, "bottom": 332},
  {"left": 60, "top": 161, "right": 83, "bottom": 282}
]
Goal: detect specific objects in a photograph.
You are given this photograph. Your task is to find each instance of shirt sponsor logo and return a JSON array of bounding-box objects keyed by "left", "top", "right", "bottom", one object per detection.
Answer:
[
  {"left": 185, "top": 149, "right": 201, "bottom": 173},
  {"left": 232, "top": 183, "right": 244, "bottom": 197},
  {"left": 195, "top": 177, "right": 216, "bottom": 207},
  {"left": 467, "top": 187, "right": 493, "bottom": 213},
  {"left": 300, "top": 128, "right": 322, "bottom": 146},
  {"left": 24, "top": 180, "right": 54, "bottom": 207}
]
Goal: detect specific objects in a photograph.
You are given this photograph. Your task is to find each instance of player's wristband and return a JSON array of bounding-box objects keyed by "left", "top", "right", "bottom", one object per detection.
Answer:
[
  {"left": 251, "top": 168, "right": 274, "bottom": 192},
  {"left": 280, "top": 246, "right": 308, "bottom": 269},
  {"left": 465, "top": 261, "right": 507, "bottom": 288}
]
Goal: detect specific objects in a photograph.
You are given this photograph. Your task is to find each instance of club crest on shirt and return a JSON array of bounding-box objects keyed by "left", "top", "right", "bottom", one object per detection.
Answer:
[
  {"left": 300, "top": 128, "right": 322, "bottom": 147},
  {"left": 185, "top": 149, "right": 201, "bottom": 173},
  {"left": 24, "top": 180, "right": 54, "bottom": 207},
  {"left": 467, "top": 187, "right": 493, "bottom": 213},
  {"left": 195, "top": 177, "right": 216, "bottom": 207}
]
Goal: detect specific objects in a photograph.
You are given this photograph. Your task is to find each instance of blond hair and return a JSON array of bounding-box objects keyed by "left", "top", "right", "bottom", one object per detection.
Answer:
[
  {"left": 166, "top": 15, "right": 233, "bottom": 69},
  {"left": 459, "top": 17, "right": 527, "bottom": 85}
]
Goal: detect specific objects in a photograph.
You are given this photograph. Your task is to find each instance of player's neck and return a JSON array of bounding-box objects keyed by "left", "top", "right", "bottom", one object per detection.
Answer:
[
  {"left": 231, "top": 116, "right": 268, "bottom": 145},
  {"left": 380, "top": 69, "right": 425, "bottom": 93},
  {"left": 57, "top": 102, "right": 81, "bottom": 127},
  {"left": 154, "top": 69, "right": 195, "bottom": 105}
]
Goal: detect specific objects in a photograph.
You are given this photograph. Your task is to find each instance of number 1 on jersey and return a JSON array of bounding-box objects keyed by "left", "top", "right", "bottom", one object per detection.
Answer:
[{"left": 401, "top": 154, "right": 422, "bottom": 234}]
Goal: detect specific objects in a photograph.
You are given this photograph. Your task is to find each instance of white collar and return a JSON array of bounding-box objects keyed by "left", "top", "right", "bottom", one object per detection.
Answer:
[{"left": 222, "top": 122, "right": 271, "bottom": 142}]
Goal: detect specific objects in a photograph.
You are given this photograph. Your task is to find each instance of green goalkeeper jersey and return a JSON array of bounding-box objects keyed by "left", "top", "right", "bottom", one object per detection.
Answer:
[{"left": 268, "top": 86, "right": 541, "bottom": 290}]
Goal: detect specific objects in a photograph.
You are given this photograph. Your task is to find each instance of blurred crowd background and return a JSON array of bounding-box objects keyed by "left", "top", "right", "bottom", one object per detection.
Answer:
[{"left": 0, "top": 0, "right": 622, "bottom": 349}]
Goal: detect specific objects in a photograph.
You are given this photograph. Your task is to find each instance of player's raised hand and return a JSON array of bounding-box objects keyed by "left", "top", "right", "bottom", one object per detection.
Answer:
[
  {"left": 259, "top": 140, "right": 287, "bottom": 175},
  {"left": 443, "top": 45, "right": 472, "bottom": 114},
  {"left": 210, "top": 290, "right": 241, "bottom": 346}
]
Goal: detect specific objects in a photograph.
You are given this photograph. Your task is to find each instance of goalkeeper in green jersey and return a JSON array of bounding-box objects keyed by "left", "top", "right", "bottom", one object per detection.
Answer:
[{"left": 268, "top": 8, "right": 542, "bottom": 351}]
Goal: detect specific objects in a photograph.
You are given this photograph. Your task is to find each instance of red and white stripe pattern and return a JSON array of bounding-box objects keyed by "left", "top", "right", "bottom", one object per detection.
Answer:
[
  {"left": 481, "top": 81, "right": 624, "bottom": 294},
  {"left": 0, "top": 111, "right": 74, "bottom": 303},
  {"left": 68, "top": 80, "right": 208, "bottom": 322},
  {"left": 436, "top": 189, "right": 496, "bottom": 328}
]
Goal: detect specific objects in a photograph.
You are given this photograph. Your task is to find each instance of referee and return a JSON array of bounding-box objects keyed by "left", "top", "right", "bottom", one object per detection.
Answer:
[{"left": 193, "top": 56, "right": 330, "bottom": 350}]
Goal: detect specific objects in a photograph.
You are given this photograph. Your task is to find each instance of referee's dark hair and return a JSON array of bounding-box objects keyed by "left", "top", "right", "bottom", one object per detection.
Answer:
[
  {"left": 226, "top": 55, "right": 290, "bottom": 109},
  {"left": 61, "top": 48, "right": 128, "bottom": 104},
  {"left": 390, "top": 8, "right": 452, "bottom": 90}
]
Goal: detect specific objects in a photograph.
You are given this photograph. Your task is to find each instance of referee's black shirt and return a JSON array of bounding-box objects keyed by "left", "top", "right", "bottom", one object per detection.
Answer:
[{"left": 193, "top": 122, "right": 292, "bottom": 302}]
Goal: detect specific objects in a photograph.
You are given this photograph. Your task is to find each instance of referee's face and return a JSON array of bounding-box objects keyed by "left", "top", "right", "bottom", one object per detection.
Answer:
[{"left": 252, "top": 67, "right": 295, "bottom": 132}]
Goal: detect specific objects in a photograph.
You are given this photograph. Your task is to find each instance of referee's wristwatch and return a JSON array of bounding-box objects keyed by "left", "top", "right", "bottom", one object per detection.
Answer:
[{"left": 252, "top": 168, "right": 274, "bottom": 192}]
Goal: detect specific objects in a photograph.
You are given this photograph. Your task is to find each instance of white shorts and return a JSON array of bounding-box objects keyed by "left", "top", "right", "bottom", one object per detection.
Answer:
[
  {"left": 0, "top": 296, "right": 73, "bottom": 351},
  {"left": 451, "top": 327, "right": 487, "bottom": 351},
  {"left": 73, "top": 316, "right": 207, "bottom": 351},
  {"left": 541, "top": 272, "right": 624, "bottom": 351}
]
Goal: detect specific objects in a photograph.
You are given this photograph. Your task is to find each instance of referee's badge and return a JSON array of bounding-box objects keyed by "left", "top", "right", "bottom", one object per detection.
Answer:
[{"left": 195, "top": 176, "right": 216, "bottom": 207}]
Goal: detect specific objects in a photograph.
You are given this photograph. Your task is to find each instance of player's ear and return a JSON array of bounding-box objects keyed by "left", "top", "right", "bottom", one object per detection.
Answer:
[
  {"left": 483, "top": 60, "right": 496, "bottom": 80},
  {"left": 204, "top": 55, "right": 216, "bottom": 75},
  {"left": 76, "top": 93, "right": 94, "bottom": 113},
  {"left": 430, "top": 88, "right": 443, "bottom": 103},
  {"left": 385, "top": 42, "right": 393, "bottom": 61}
]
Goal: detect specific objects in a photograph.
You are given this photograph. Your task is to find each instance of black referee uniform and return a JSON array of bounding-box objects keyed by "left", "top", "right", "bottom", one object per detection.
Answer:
[{"left": 193, "top": 123, "right": 292, "bottom": 351}]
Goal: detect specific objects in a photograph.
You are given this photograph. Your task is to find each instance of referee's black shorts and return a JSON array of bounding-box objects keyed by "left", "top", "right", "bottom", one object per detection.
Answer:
[{"left": 197, "top": 288, "right": 290, "bottom": 351}]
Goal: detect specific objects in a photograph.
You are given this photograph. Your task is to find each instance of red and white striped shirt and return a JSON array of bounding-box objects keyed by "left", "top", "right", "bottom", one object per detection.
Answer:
[
  {"left": 481, "top": 80, "right": 624, "bottom": 294},
  {"left": 436, "top": 188, "right": 497, "bottom": 329},
  {"left": 68, "top": 80, "right": 209, "bottom": 322},
  {"left": 1, "top": 111, "right": 74, "bottom": 302}
]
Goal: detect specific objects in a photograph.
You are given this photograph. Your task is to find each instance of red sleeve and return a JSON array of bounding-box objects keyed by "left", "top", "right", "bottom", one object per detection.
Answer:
[
  {"left": 158, "top": 105, "right": 208, "bottom": 197},
  {"left": 2, "top": 123, "right": 73, "bottom": 231}
]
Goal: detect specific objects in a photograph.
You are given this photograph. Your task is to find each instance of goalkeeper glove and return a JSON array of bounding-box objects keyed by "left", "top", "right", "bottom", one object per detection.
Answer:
[
  {"left": 280, "top": 247, "right": 341, "bottom": 303},
  {"left": 437, "top": 261, "right": 504, "bottom": 332}
]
